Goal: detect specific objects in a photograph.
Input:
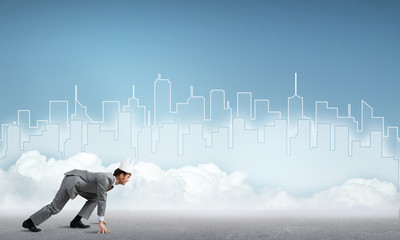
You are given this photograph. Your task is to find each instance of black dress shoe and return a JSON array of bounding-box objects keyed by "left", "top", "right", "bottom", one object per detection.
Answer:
[
  {"left": 70, "top": 220, "right": 90, "bottom": 228},
  {"left": 22, "top": 218, "right": 41, "bottom": 232}
]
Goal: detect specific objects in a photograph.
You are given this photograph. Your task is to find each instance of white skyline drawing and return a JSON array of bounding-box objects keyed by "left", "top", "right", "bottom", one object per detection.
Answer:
[{"left": 0, "top": 73, "right": 399, "bottom": 195}]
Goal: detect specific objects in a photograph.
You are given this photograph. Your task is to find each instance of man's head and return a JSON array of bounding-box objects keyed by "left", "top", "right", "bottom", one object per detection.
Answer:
[{"left": 113, "top": 168, "right": 131, "bottom": 185}]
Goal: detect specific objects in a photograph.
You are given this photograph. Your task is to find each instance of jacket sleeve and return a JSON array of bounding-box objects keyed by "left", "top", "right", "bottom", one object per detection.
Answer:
[{"left": 96, "top": 177, "right": 108, "bottom": 217}]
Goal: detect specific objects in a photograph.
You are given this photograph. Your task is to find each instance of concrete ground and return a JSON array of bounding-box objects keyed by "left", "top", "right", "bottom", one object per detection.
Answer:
[{"left": 1, "top": 210, "right": 400, "bottom": 240}]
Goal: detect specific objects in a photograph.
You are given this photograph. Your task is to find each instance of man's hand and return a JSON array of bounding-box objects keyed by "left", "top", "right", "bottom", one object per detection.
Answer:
[{"left": 98, "top": 221, "right": 111, "bottom": 234}]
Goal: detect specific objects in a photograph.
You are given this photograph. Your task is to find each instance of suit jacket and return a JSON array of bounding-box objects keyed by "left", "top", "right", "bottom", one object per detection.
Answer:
[{"left": 64, "top": 169, "right": 114, "bottom": 217}]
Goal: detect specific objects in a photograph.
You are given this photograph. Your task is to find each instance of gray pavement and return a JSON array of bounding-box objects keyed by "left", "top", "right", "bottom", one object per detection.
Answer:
[{"left": 1, "top": 210, "right": 400, "bottom": 240}]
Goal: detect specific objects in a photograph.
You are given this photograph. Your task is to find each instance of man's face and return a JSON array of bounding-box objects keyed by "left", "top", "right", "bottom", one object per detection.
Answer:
[{"left": 119, "top": 173, "right": 131, "bottom": 185}]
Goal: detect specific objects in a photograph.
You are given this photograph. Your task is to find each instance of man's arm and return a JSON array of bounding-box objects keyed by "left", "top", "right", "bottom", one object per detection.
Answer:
[
  {"left": 96, "top": 179, "right": 108, "bottom": 217},
  {"left": 96, "top": 176, "right": 111, "bottom": 234}
]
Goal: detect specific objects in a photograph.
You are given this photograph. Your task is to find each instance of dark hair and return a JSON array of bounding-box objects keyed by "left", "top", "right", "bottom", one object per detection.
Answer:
[{"left": 113, "top": 168, "right": 131, "bottom": 177}]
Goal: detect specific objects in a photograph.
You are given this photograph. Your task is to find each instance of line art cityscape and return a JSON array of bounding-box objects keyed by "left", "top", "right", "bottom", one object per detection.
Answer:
[{"left": 1, "top": 73, "right": 399, "bottom": 195}]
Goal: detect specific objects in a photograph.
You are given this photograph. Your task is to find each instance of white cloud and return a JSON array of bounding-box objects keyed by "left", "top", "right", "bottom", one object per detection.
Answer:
[
  {"left": 308, "top": 178, "right": 400, "bottom": 209},
  {"left": 0, "top": 151, "right": 399, "bottom": 213}
]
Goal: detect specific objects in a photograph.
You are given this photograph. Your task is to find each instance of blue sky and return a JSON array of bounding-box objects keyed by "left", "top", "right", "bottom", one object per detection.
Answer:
[{"left": 0, "top": 0, "right": 399, "bottom": 127}]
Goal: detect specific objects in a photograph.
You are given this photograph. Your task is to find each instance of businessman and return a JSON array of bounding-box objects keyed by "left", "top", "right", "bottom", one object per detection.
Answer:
[{"left": 22, "top": 159, "right": 133, "bottom": 234}]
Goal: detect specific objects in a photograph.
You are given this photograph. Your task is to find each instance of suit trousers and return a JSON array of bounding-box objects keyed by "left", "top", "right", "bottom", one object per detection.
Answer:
[{"left": 30, "top": 176, "right": 98, "bottom": 226}]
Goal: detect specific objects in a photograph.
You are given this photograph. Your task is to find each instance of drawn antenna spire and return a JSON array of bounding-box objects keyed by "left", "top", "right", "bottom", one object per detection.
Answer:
[
  {"left": 74, "top": 85, "right": 78, "bottom": 113},
  {"left": 348, "top": 104, "right": 352, "bottom": 117},
  {"left": 294, "top": 72, "right": 298, "bottom": 96}
]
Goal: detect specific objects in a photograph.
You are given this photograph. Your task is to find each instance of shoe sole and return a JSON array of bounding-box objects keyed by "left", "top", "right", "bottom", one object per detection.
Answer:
[{"left": 70, "top": 225, "right": 90, "bottom": 228}]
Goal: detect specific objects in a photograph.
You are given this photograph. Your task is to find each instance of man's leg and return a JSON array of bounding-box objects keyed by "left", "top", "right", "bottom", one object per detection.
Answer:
[
  {"left": 29, "top": 179, "right": 71, "bottom": 226},
  {"left": 76, "top": 192, "right": 98, "bottom": 220},
  {"left": 69, "top": 192, "right": 97, "bottom": 228}
]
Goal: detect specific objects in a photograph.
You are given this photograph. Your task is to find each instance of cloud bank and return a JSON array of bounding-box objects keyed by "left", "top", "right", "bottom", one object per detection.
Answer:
[{"left": 0, "top": 151, "right": 399, "bottom": 212}]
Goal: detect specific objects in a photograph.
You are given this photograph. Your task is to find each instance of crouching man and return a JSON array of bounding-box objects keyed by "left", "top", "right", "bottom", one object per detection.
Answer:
[{"left": 22, "top": 159, "right": 133, "bottom": 234}]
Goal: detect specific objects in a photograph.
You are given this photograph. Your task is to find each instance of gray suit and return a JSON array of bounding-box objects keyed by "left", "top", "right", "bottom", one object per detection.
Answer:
[{"left": 30, "top": 169, "right": 115, "bottom": 226}]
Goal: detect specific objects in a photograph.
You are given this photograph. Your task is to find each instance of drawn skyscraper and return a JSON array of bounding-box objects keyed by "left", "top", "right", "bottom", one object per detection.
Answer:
[
  {"left": 71, "top": 85, "right": 94, "bottom": 147},
  {"left": 287, "top": 72, "right": 309, "bottom": 153},
  {"left": 49, "top": 101, "right": 69, "bottom": 153},
  {"left": 123, "top": 85, "right": 147, "bottom": 150},
  {"left": 361, "top": 100, "right": 384, "bottom": 146},
  {"left": 102, "top": 101, "right": 120, "bottom": 137},
  {"left": 210, "top": 90, "right": 231, "bottom": 126},
  {"left": 154, "top": 74, "right": 173, "bottom": 126},
  {"left": 17, "top": 110, "right": 31, "bottom": 146},
  {"left": 0, "top": 123, "right": 22, "bottom": 169},
  {"left": 237, "top": 92, "right": 252, "bottom": 120},
  {"left": 175, "top": 86, "right": 205, "bottom": 125}
]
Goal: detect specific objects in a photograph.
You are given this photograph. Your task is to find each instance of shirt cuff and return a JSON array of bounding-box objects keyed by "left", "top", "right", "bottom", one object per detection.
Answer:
[{"left": 98, "top": 216, "right": 105, "bottom": 221}]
